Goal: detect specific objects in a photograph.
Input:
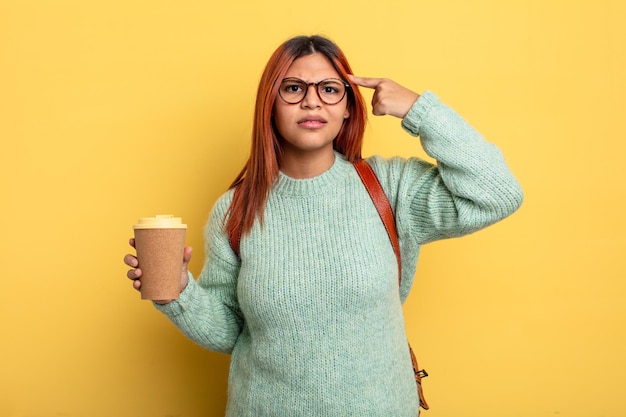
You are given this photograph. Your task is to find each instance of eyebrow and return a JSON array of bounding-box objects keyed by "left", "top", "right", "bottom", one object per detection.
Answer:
[{"left": 282, "top": 77, "right": 343, "bottom": 83}]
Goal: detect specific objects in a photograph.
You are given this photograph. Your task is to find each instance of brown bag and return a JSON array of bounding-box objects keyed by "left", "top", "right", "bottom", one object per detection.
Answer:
[{"left": 228, "top": 159, "right": 429, "bottom": 410}]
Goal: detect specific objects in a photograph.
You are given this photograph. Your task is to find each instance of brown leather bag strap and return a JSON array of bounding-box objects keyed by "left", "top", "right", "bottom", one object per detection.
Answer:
[
  {"left": 353, "top": 159, "right": 402, "bottom": 283},
  {"left": 410, "top": 345, "right": 430, "bottom": 410},
  {"left": 353, "top": 159, "right": 429, "bottom": 411}
]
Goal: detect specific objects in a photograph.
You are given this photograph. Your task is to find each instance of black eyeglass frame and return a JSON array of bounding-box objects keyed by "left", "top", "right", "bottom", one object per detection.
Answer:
[{"left": 277, "top": 77, "right": 351, "bottom": 105}]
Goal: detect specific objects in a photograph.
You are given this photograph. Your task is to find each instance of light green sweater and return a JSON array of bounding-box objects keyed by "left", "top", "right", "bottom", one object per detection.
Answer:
[{"left": 155, "top": 91, "right": 523, "bottom": 416}]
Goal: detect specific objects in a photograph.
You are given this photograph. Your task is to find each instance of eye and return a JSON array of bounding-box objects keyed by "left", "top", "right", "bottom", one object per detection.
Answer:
[
  {"left": 281, "top": 79, "right": 305, "bottom": 93},
  {"left": 319, "top": 80, "right": 343, "bottom": 95},
  {"left": 285, "top": 84, "right": 302, "bottom": 93}
]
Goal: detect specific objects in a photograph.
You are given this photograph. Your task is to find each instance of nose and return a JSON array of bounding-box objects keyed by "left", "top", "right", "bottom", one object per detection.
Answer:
[{"left": 300, "top": 83, "right": 322, "bottom": 109}]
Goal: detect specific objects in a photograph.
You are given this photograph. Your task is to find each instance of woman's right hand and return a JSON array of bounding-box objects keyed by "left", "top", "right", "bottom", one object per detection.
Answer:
[
  {"left": 348, "top": 74, "right": 420, "bottom": 119},
  {"left": 123, "top": 238, "right": 192, "bottom": 304}
]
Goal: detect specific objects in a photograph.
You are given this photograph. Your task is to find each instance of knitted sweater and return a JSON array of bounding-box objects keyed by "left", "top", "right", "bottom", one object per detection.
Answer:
[{"left": 155, "top": 91, "right": 523, "bottom": 416}]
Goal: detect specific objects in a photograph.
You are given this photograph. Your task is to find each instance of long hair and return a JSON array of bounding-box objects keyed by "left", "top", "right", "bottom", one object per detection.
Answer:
[{"left": 225, "top": 35, "right": 368, "bottom": 240}]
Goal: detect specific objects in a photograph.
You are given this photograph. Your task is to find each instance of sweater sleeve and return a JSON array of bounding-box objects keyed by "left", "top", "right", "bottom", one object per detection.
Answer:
[
  {"left": 153, "top": 191, "right": 243, "bottom": 354},
  {"left": 370, "top": 91, "right": 524, "bottom": 247}
]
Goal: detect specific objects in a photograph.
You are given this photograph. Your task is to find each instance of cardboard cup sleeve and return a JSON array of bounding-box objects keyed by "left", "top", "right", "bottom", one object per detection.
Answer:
[{"left": 133, "top": 215, "right": 187, "bottom": 301}]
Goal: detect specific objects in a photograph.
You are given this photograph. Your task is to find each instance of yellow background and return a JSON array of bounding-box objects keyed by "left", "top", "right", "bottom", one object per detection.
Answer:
[{"left": 1, "top": 0, "right": 624, "bottom": 416}]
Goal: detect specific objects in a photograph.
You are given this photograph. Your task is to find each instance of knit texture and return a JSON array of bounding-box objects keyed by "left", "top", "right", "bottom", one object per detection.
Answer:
[{"left": 155, "top": 91, "right": 523, "bottom": 416}]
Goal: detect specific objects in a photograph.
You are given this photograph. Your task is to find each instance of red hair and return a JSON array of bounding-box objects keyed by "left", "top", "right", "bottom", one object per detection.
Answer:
[{"left": 225, "top": 35, "right": 368, "bottom": 239}]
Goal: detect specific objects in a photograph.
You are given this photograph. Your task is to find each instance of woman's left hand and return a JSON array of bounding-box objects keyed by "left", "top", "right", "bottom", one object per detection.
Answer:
[{"left": 348, "top": 74, "right": 420, "bottom": 119}]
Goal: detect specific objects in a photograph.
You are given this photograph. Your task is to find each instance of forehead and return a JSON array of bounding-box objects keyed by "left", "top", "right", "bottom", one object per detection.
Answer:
[{"left": 284, "top": 53, "right": 340, "bottom": 80}]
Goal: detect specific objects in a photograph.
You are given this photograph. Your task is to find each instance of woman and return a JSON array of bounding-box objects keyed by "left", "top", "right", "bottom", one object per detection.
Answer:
[{"left": 124, "top": 35, "right": 523, "bottom": 416}]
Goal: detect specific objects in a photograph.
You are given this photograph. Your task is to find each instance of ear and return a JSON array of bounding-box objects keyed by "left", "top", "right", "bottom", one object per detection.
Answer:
[{"left": 344, "top": 108, "right": 350, "bottom": 119}]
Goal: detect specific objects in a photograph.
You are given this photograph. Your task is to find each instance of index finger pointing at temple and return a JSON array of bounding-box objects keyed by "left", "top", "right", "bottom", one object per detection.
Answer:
[{"left": 348, "top": 74, "right": 383, "bottom": 89}]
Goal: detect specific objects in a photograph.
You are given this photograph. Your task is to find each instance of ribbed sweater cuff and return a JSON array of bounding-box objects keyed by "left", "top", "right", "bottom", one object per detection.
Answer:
[
  {"left": 401, "top": 90, "right": 439, "bottom": 136},
  {"left": 152, "top": 271, "right": 195, "bottom": 316}
]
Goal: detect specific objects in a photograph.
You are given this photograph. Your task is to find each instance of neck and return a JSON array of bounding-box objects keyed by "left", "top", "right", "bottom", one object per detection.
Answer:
[{"left": 280, "top": 147, "right": 336, "bottom": 179}]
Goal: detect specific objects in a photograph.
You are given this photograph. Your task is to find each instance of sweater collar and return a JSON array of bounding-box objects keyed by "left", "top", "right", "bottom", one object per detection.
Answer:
[{"left": 273, "top": 152, "right": 352, "bottom": 196}]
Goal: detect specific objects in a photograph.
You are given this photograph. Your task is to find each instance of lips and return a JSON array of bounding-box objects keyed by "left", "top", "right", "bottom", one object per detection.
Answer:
[{"left": 297, "top": 116, "right": 327, "bottom": 129}]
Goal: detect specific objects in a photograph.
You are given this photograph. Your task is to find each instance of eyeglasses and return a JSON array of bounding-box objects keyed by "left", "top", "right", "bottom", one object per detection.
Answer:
[{"left": 278, "top": 77, "right": 350, "bottom": 105}]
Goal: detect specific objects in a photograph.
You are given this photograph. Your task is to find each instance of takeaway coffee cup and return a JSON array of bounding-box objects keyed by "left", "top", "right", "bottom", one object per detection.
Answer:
[{"left": 133, "top": 215, "right": 187, "bottom": 300}]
